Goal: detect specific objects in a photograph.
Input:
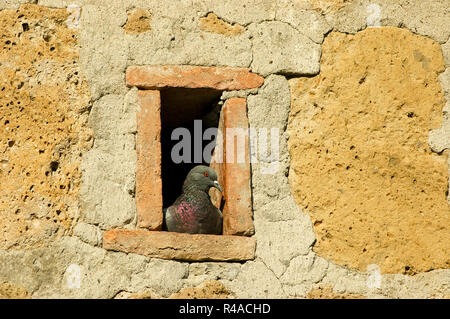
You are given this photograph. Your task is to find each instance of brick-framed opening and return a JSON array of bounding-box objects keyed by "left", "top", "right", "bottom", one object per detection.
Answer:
[
  {"left": 103, "top": 66, "right": 264, "bottom": 261},
  {"left": 159, "top": 87, "right": 223, "bottom": 210}
]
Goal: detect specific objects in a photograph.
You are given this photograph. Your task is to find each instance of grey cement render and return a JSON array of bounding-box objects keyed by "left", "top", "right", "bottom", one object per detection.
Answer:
[{"left": 0, "top": 0, "right": 449, "bottom": 298}]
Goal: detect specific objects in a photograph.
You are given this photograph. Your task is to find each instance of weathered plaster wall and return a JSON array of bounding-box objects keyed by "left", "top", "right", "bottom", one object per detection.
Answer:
[{"left": 0, "top": 0, "right": 449, "bottom": 299}]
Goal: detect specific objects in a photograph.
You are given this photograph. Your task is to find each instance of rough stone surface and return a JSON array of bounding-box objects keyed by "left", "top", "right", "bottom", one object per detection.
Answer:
[
  {"left": 429, "top": 68, "right": 450, "bottom": 153},
  {"left": 375, "top": 269, "right": 450, "bottom": 299},
  {"left": 320, "top": 262, "right": 368, "bottom": 296},
  {"left": 0, "top": 282, "right": 30, "bottom": 299},
  {"left": 249, "top": 21, "right": 321, "bottom": 76},
  {"left": 200, "top": 13, "right": 244, "bottom": 36},
  {"left": 399, "top": 0, "right": 450, "bottom": 44},
  {"left": 0, "top": 237, "right": 149, "bottom": 298},
  {"left": 129, "top": 257, "right": 189, "bottom": 298},
  {"left": 254, "top": 214, "right": 316, "bottom": 279},
  {"left": 0, "top": 4, "right": 92, "bottom": 249},
  {"left": 123, "top": 8, "right": 151, "bottom": 34},
  {"left": 207, "top": 0, "right": 276, "bottom": 26},
  {"left": 0, "top": 0, "right": 449, "bottom": 300},
  {"left": 127, "top": 22, "right": 253, "bottom": 68},
  {"left": 246, "top": 74, "right": 319, "bottom": 287},
  {"left": 103, "top": 229, "right": 256, "bottom": 261},
  {"left": 79, "top": 93, "right": 137, "bottom": 230},
  {"left": 220, "top": 88, "right": 259, "bottom": 100},
  {"left": 0, "top": 0, "right": 34, "bottom": 9},
  {"left": 306, "top": 284, "right": 365, "bottom": 299},
  {"left": 276, "top": 3, "right": 331, "bottom": 43},
  {"left": 226, "top": 260, "right": 286, "bottom": 298},
  {"left": 247, "top": 75, "right": 291, "bottom": 211},
  {"left": 442, "top": 39, "right": 450, "bottom": 67},
  {"left": 126, "top": 65, "right": 264, "bottom": 90},
  {"left": 0, "top": 236, "right": 189, "bottom": 298},
  {"left": 169, "top": 280, "right": 233, "bottom": 299},
  {"left": 79, "top": 149, "right": 136, "bottom": 229},
  {"left": 324, "top": 0, "right": 450, "bottom": 44},
  {"left": 280, "top": 252, "right": 329, "bottom": 296},
  {"left": 73, "top": 222, "right": 102, "bottom": 246},
  {"left": 310, "top": 0, "right": 353, "bottom": 13},
  {"left": 115, "top": 290, "right": 152, "bottom": 299},
  {"left": 187, "top": 262, "right": 241, "bottom": 283},
  {"left": 322, "top": 0, "right": 366, "bottom": 33},
  {"left": 77, "top": 3, "right": 130, "bottom": 101},
  {"left": 287, "top": 27, "right": 449, "bottom": 274}
]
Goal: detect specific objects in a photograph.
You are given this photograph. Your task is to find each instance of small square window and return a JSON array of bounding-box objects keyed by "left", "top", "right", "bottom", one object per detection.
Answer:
[{"left": 103, "top": 65, "right": 264, "bottom": 261}]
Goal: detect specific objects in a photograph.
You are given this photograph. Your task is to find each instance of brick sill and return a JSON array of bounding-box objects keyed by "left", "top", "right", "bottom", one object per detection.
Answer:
[{"left": 103, "top": 229, "right": 256, "bottom": 261}]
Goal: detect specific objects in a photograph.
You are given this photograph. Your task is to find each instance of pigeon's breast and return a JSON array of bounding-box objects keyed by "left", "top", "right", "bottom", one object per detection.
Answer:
[{"left": 177, "top": 201, "right": 198, "bottom": 232}]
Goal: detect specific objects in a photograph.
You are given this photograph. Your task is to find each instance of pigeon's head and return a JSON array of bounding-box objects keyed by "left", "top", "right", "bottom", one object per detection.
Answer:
[{"left": 183, "top": 165, "right": 222, "bottom": 193}]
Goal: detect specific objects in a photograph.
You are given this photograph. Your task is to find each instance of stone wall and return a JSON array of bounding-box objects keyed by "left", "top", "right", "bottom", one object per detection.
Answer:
[
  {"left": 0, "top": 0, "right": 449, "bottom": 299},
  {"left": 288, "top": 27, "right": 449, "bottom": 275},
  {"left": 0, "top": 4, "right": 92, "bottom": 250}
]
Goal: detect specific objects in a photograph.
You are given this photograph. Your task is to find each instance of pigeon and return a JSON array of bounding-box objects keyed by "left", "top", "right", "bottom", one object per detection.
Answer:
[{"left": 164, "top": 165, "right": 223, "bottom": 235}]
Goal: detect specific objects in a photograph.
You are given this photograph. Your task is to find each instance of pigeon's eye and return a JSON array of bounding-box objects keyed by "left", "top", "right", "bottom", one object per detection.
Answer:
[{"left": 204, "top": 172, "right": 209, "bottom": 177}]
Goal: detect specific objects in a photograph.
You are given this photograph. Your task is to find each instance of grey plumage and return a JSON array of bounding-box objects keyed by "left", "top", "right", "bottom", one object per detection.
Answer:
[{"left": 164, "top": 165, "right": 223, "bottom": 234}]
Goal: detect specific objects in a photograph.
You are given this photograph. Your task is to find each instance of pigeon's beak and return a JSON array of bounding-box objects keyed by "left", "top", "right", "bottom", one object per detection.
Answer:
[{"left": 213, "top": 180, "right": 223, "bottom": 192}]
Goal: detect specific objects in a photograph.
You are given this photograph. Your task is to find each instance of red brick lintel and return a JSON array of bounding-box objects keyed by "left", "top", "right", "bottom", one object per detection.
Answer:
[
  {"left": 103, "top": 229, "right": 256, "bottom": 261},
  {"left": 126, "top": 65, "right": 264, "bottom": 90}
]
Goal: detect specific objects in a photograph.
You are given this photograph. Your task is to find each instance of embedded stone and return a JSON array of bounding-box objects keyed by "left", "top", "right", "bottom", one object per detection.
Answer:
[
  {"left": 249, "top": 21, "right": 321, "bottom": 76},
  {"left": 287, "top": 27, "right": 449, "bottom": 274},
  {"left": 0, "top": 282, "right": 30, "bottom": 299},
  {"left": 306, "top": 284, "right": 365, "bottom": 299},
  {"left": 169, "top": 280, "right": 233, "bottom": 299},
  {"left": 200, "top": 13, "right": 244, "bottom": 37},
  {"left": 123, "top": 8, "right": 151, "bottom": 34}
]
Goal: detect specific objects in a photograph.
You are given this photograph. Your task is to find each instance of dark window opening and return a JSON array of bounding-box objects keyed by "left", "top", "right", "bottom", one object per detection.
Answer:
[{"left": 160, "top": 87, "right": 222, "bottom": 209}]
